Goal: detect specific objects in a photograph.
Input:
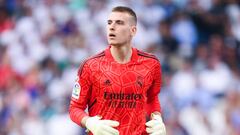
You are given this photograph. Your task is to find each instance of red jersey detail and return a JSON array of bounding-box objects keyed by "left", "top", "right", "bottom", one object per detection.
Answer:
[
  {"left": 69, "top": 47, "right": 162, "bottom": 135},
  {"left": 137, "top": 50, "right": 159, "bottom": 61}
]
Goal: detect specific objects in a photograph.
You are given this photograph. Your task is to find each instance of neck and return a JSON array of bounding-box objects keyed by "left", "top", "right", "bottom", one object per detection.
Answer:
[{"left": 110, "top": 45, "right": 132, "bottom": 64}]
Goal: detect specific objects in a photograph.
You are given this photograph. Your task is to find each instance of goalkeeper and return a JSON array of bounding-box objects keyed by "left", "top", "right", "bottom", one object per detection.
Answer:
[{"left": 69, "top": 6, "right": 166, "bottom": 135}]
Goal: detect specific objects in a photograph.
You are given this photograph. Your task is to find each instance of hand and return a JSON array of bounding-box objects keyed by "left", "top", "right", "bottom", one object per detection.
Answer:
[
  {"left": 145, "top": 114, "right": 166, "bottom": 135},
  {"left": 85, "top": 116, "right": 120, "bottom": 135}
]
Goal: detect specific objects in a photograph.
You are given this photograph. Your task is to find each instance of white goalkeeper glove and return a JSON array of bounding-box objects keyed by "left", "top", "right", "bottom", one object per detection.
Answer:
[
  {"left": 85, "top": 116, "right": 120, "bottom": 135},
  {"left": 145, "top": 114, "right": 166, "bottom": 135}
]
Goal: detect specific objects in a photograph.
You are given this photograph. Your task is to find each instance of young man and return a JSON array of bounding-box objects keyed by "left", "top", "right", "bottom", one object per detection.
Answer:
[{"left": 69, "top": 6, "right": 166, "bottom": 135}]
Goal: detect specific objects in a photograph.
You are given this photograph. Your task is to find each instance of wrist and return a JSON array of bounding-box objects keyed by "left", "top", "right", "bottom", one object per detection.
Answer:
[
  {"left": 81, "top": 116, "right": 90, "bottom": 128},
  {"left": 151, "top": 112, "right": 161, "bottom": 119}
]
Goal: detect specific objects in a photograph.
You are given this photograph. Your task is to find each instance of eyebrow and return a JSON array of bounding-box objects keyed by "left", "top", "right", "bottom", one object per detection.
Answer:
[{"left": 107, "top": 19, "right": 124, "bottom": 23}]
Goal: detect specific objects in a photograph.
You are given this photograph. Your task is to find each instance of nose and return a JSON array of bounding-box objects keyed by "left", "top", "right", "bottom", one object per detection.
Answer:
[
  {"left": 110, "top": 27, "right": 114, "bottom": 31},
  {"left": 109, "top": 23, "right": 115, "bottom": 31}
]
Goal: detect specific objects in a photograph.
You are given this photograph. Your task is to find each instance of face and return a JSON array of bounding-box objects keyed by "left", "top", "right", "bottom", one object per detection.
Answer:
[{"left": 107, "top": 12, "right": 137, "bottom": 46}]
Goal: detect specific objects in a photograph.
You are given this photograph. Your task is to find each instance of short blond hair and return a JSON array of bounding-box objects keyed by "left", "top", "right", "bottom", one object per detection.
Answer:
[{"left": 112, "top": 6, "right": 137, "bottom": 25}]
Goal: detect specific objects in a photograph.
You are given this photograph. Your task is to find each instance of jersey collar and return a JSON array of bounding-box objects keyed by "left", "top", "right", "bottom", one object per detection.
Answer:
[{"left": 105, "top": 45, "right": 138, "bottom": 63}]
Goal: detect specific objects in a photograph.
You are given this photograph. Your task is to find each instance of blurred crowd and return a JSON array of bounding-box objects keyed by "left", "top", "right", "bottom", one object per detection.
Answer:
[{"left": 0, "top": 0, "right": 240, "bottom": 135}]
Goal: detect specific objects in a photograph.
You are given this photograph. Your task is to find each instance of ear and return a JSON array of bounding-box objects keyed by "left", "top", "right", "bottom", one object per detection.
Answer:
[{"left": 130, "top": 25, "right": 137, "bottom": 37}]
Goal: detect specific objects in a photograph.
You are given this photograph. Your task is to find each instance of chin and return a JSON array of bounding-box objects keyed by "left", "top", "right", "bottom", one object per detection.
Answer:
[
  {"left": 109, "top": 43, "right": 122, "bottom": 47},
  {"left": 108, "top": 42, "right": 118, "bottom": 46},
  {"left": 109, "top": 43, "right": 118, "bottom": 46},
  {"left": 108, "top": 41, "right": 126, "bottom": 46}
]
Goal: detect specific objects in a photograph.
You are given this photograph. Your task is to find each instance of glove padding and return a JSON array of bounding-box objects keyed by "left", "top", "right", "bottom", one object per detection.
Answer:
[
  {"left": 86, "top": 116, "right": 120, "bottom": 135},
  {"left": 145, "top": 114, "right": 166, "bottom": 135}
]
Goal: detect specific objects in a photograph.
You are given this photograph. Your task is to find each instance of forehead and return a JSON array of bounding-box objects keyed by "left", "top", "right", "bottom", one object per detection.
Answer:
[{"left": 108, "top": 12, "right": 131, "bottom": 21}]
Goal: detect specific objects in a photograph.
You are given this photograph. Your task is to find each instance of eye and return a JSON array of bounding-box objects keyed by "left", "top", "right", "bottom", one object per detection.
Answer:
[
  {"left": 107, "top": 20, "right": 112, "bottom": 25},
  {"left": 116, "top": 20, "right": 124, "bottom": 25}
]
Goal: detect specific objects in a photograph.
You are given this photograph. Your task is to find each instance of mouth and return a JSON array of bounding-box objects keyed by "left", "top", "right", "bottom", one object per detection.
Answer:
[{"left": 109, "top": 34, "right": 116, "bottom": 38}]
